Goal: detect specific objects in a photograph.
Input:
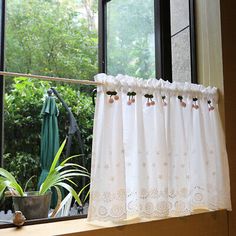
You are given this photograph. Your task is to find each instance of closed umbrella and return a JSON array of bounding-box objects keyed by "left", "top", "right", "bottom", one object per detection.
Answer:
[{"left": 38, "top": 93, "right": 59, "bottom": 207}]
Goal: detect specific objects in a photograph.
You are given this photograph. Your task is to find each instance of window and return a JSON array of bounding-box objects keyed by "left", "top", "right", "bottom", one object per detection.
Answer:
[
  {"left": 0, "top": 0, "right": 98, "bottom": 223},
  {"left": 99, "top": 0, "right": 196, "bottom": 82},
  {"left": 106, "top": 0, "right": 156, "bottom": 79},
  {"left": 0, "top": 0, "right": 196, "bottom": 225},
  {"left": 170, "top": 0, "right": 196, "bottom": 83}
]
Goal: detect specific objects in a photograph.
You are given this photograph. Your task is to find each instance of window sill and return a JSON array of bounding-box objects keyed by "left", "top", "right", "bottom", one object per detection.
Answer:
[{"left": 0, "top": 210, "right": 228, "bottom": 236}]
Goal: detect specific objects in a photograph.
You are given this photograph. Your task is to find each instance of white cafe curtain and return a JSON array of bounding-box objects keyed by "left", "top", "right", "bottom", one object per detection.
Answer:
[{"left": 88, "top": 74, "right": 231, "bottom": 223}]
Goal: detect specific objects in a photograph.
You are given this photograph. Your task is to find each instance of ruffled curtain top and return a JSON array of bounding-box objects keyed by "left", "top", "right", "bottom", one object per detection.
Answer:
[{"left": 95, "top": 73, "right": 218, "bottom": 103}]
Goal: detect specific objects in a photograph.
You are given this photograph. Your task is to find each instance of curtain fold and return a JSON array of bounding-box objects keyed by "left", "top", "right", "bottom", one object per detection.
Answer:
[{"left": 88, "top": 74, "right": 231, "bottom": 222}]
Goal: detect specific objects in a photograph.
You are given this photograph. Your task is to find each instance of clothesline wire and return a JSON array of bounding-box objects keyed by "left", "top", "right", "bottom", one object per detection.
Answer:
[{"left": 0, "top": 71, "right": 104, "bottom": 86}]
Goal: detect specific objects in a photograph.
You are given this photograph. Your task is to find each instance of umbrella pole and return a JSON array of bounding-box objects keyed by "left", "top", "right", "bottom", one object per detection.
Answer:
[
  {"left": 65, "top": 134, "right": 73, "bottom": 158},
  {"left": 66, "top": 129, "right": 86, "bottom": 205},
  {"left": 75, "top": 129, "right": 86, "bottom": 198},
  {"left": 50, "top": 88, "right": 87, "bottom": 204}
]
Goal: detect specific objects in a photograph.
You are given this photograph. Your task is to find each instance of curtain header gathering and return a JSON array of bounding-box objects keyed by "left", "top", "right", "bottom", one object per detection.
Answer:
[{"left": 95, "top": 73, "right": 218, "bottom": 103}]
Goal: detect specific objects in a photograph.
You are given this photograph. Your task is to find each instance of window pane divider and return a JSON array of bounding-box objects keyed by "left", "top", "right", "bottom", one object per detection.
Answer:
[{"left": 0, "top": 0, "right": 6, "bottom": 167}]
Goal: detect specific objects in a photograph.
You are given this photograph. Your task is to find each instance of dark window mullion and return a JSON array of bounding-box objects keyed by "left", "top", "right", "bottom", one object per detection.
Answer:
[
  {"left": 154, "top": 0, "right": 172, "bottom": 81},
  {"left": 189, "top": 0, "right": 197, "bottom": 83},
  {"left": 154, "top": 0, "right": 162, "bottom": 79},
  {"left": 0, "top": 0, "right": 5, "bottom": 167},
  {"left": 98, "top": 0, "right": 107, "bottom": 73}
]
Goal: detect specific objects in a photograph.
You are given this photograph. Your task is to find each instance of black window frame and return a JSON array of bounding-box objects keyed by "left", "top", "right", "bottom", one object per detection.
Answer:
[
  {"left": 189, "top": 0, "right": 197, "bottom": 84},
  {"left": 98, "top": 0, "right": 197, "bottom": 83},
  {"left": 0, "top": 0, "right": 5, "bottom": 167}
]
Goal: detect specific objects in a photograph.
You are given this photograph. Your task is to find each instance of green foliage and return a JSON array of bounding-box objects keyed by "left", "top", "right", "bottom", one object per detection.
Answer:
[
  {"left": 78, "top": 182, "right": 90, "bottom": 203},
  {"left": 4, "top": 0, "right": 97, "bottom": 185},
  {"left": 0, "top": 168, "right": 24, "bottom": 197},
  {"left": 39, "top": 138, "right": 90, "bottom": 206},
  {"left": 4, "top": 77, "right": 94, "bottom": 190},
  {"left": 0, "top": 138, "right": 90, "bottom": 207},
  {"left": 4, "top": 78, "right": 50, "bottom": 156},
  {"left": 3, "top": 0, "right": 97, "bottom": 198},
  {"left": 3, "top": 152, "right": 40, "bottom": 191},
  {"left": 5, "top": 0, "right": 98, "bottom": 84},
  {"left": 107, "top": 0, "right": 155, "bottom": 79}
]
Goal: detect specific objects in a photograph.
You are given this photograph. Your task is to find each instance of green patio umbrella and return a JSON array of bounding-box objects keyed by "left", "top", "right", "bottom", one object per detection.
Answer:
[{"left": 38, "top": 94, "right": 59, "bottom": 207}]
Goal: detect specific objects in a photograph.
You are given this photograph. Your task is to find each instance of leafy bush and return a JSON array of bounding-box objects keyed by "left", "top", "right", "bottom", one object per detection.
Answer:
[
  {"left": 4, "top": 78, "right": 49, "bottom": 156},
  {"left": 5, "top": 0, "right": 98, "bottom": 83},
  {"left": 4, "top": 77, "right": 94, "bottom": 189},
  {"left": 3, "top": 152, "right": 40, "bottom": 190}
]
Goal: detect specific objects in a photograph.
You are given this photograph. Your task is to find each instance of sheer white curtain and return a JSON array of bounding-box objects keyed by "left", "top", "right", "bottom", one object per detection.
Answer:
[{"left": 88, "top": 74, "right": 231, "bottom": 223}]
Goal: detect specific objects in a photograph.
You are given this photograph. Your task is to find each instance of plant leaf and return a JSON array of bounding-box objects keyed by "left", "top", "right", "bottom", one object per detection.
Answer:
[
  {"left": 58, "top": 173, "right": 90, "bottom": 179},
  {"left": 83, "top": 189, "right": 90, "bottom": 202},
  {"left": 49, "top": 138, "right": 67, "bottom": 172},
  {"left": 50, "top": 186, "right": 62, "bottom": 218},
  {"left": 0, "top": 168, "right": 17, "bottom": 182},
  {"left": 24, "top": 175, "right": 37, "bottom": 192},
  {"left": 0, "top": 182, "right": 7, "bottom": 199},
  {"left": 78, "top": 183, "right": 90, "bottom": 203},
  {"left": 56, "top": 163, "right": 89, "bottom": 173},
  {"left": 56, "top": 182, "right": 82, "bottom": 206},
  {"left": 39, "top": 171, "right": 60, "bottom": 195},
  {"left": 0, "top": 168, "right": 24, "bottom": 196},
  {"left": 60, "top": 155, "right": 81, "bottom": 166}
]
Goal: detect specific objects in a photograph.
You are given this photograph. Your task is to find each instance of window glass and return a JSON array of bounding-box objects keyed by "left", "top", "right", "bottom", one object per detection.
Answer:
[
  {"left": 107, "top": 0, "right": 156, "bottom": 79},
  {"left": 1, "top": 0, "right": 97, "bottom": 222},
  {"left": 170, "top": 0, "right": 192, "bottom": 82}
]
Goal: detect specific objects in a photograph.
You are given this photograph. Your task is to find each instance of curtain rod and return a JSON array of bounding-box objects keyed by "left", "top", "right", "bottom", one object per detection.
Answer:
[{"left": 0, "top": 71, "right": 104, "bottom": 86}]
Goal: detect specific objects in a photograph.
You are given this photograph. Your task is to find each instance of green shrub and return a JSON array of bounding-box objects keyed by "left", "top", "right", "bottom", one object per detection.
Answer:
[
  {"left": 4, "top": 77, "right": 94, "bottom": 190},
  {"left": 3, "top": 152, "right": 40, "bottom": 190}
]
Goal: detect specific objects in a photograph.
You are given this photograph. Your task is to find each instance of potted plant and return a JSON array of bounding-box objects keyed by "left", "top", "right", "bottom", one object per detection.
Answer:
[{"left": 0, "top": 138, "right": 90, "bottom": 222}]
